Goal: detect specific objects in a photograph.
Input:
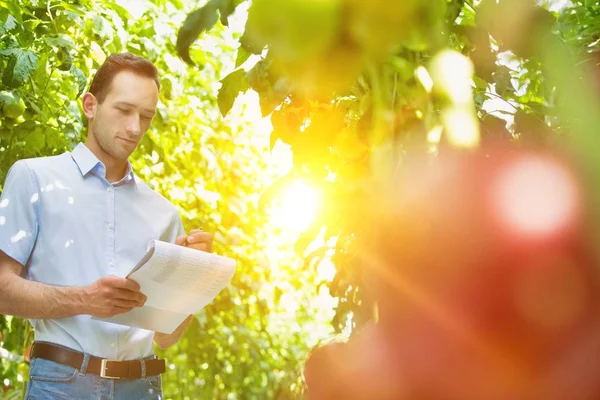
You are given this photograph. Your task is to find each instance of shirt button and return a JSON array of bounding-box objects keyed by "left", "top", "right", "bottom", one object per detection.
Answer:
[
  {"left": 110, "top": 343, "right": 116, "bottom": 348},
  {"left": 109, "top": 261, "right": 115, "bottom": 267},
  {"left": 108, "top": 223, "right": 114, "bottom": 229},
  {"left": 107, "top": 187, "right": 113, "bottom": 192}
]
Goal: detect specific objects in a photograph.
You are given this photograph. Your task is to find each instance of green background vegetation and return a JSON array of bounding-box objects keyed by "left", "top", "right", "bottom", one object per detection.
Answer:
[{"left": 0, "top": 0, "right": 599, "bottom": 398}]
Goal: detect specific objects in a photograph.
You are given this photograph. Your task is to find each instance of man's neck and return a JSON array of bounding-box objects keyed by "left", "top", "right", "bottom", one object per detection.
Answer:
[{"left": 83, "top": 140, "right": 128, "bottom": 183}]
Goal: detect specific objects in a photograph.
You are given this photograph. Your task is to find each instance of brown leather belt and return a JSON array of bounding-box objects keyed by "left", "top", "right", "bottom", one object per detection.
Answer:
[{"left": 30, "top": 342, "right": 166, "bottom": 380}]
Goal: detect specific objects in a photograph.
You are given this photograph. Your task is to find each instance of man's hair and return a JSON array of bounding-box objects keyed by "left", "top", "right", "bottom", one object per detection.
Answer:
[{"left": 88, "top": 53, "right": 160, "bottom": 103}]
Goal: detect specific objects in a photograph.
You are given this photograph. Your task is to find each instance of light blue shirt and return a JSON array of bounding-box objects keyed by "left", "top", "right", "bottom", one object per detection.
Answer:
[{"left": 0, "top": 143, "right": 184, "bottom": 360}]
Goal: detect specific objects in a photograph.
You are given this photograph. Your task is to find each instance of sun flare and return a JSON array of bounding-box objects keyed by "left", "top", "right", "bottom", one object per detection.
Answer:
[{"left": 270, "top": 181, "right": 320, "bottom": 233}]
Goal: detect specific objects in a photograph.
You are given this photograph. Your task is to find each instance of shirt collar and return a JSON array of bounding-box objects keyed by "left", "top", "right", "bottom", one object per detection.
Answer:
[{"left": 70, "top": 143, "right": 136, "bottom": 185}]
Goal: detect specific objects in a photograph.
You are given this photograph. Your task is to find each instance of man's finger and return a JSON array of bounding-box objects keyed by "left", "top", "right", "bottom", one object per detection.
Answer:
[
  {"left": 113, "top": 298, "right": 143, "bottom": 308},
  {"left": 120, "top": 278, "right": 141, "bottom": 292},
  {"left": 107, "top": 276, "right": 141, "bottom": 292},
  {"left": 114, "top": 288, "right": 146, "bottom": 304},
  {"left": 186, "top": 243, "right": 210, "bottom": 252},
  {"left": 186, "top": 232, "right": 213, "bottom": 244},
  {"left": 175, "top": 235, "right": 187, "bottom": 246}
]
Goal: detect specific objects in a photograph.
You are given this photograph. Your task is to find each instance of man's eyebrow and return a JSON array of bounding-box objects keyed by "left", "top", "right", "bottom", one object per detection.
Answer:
[
  {"left": 115, "top": 101, "right": 135, "bottom": 107},
  {"left": 115, "top": 101, "right": 156, "bottom": 115}
]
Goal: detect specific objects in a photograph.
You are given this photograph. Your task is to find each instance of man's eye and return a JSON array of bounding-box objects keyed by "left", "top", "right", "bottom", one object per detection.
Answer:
[{"left": 117, "top": 108, "right": 130, "bottom": 114}]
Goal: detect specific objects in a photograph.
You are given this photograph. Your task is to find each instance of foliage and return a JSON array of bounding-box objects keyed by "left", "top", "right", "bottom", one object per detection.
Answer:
[
  {"left": 0, "top": 0, "right": 333, "bottom": 399},
  {"left": 179, "top": 0, "right": 600, "bottom": 336},
  {"left": 1, "top": 0, "right": 599, "bottom": 398}
]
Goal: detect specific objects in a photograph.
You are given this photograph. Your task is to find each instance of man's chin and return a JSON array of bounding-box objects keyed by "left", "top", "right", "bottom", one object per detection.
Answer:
[
  {"left": 111, "top": 147, "right": 135, "bottom": 161},
  {"left": 116, "top": 139, "right": 138, "bottom": 156}
]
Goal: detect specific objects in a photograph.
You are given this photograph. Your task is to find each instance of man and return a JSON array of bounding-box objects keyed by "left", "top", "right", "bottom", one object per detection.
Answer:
[{"left": 0, "top": 53, "right": 212, "bottom": 399}]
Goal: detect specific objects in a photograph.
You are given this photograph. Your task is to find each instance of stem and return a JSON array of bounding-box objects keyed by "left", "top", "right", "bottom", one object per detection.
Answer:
[
  {"left": 47, "top": 0, "right": 59, "bottom": 33},
  {"left": 391, "top": 72, "right": 398, "bottom": 111},
  {"left": 367, "top": 62, "right": 386, "bottom": 141},
  {"left": 482, "top": 91, "right": 519, "bottom": 110},
  {"left": 28, "top": 76, "right": 49, "bottom": 121},
  {"left": 41, "top": 68, "right": 55, "bottom": 98},
  {"left": 40, "top": 68, "right": 58, "bottom": 118},
  {"left": 464, "top": 0, "right": 476, "bottom": 12}
]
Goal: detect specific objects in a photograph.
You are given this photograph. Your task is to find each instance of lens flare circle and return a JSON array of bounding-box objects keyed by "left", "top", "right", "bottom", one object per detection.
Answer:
[{"left": 492, "top": 156, "right": 578, "bottom": 237}]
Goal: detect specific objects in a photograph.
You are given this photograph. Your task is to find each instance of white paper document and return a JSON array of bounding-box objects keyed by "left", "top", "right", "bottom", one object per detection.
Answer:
[{"left": 93, "top": 240, "right": 236, "bottom": 333}]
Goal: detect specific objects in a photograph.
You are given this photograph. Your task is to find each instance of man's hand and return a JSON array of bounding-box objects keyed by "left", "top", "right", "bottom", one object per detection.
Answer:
[
  {"left": 176, "top": 229, "right": 213, "bottom": 252},
  {"left": 84, "top": 275, "right": 146, "bottom": 318},
  {"left": 154, "top": 314, "right": 194, "bottom": 350}
]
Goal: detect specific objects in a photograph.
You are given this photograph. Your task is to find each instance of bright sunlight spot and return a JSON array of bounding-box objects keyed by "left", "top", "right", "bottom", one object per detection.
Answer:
[
  {"left": 427, "top": 125, "right": 444, "bottom": 144},
  {"left": 415, "top": 66, "right": 434, "bottom": 93},
  {"left": 443, "top": 108, "right": 480, "bottom": 148},
  {"left": 430, "top": 50, "right": 474, "bottom": 105},
  {"left": 270, "top": 181, "right": 320, "bottom": 233}
]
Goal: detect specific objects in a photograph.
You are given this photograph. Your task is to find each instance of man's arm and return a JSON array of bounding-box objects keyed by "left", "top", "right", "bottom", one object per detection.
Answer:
[{"left": 0, "top": 250, "right": 146, "bottom": 319}]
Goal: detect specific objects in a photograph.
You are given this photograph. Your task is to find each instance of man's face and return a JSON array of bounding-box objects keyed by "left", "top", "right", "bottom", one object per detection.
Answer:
[{"left": 88, "top": 70, "right": 159, "bottom": 160}]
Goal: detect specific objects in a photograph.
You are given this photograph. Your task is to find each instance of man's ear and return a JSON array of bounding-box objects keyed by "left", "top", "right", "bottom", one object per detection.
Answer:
[{"left": 82, "top": 93, "right": 97, "bottom": 119}]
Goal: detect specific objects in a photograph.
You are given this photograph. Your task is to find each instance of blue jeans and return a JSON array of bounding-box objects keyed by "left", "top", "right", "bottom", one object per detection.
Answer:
[{"left": 25, "top": 356, "right": 163, "bottom": 400}]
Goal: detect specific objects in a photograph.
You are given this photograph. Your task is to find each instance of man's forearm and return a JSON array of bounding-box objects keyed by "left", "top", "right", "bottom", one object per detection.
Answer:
[{"left": 0, "top": 272, "right": 89, "bottom": 319}]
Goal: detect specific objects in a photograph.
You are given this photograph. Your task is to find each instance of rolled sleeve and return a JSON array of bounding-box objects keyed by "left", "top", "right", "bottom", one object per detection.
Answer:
[{"left": 0, "top": 160, "right": 40, "bottom": 266}]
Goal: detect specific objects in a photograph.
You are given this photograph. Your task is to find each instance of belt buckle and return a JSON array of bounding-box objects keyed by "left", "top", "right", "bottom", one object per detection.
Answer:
[{"left": 100, "top": 359, "right": 121, "bottom": 380}]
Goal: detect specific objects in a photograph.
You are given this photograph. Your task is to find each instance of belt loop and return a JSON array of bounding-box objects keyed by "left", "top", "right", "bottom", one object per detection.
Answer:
[
  {"left": 30, "top": 342, "right": 37, "bottom": 360},
  {"left": 140, "top": 358, "right": 147, "bottom": 379},
  {"left": 79, "top": 353, "right": 90, "bottom": 376}
]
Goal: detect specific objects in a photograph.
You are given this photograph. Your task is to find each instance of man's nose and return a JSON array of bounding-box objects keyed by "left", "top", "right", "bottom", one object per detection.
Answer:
[{"left": 125, "top": 115, "right": 141, "bottom": 135}]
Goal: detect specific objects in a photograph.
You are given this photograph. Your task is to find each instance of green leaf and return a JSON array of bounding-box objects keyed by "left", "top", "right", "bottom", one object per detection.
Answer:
[
  {"left": 55, "top": 2, "right": 87, "bottom": 14},
  {"left": 90, "top": 41, "right": 106, "bottom": 64},
  {"left": 219, "top": 0, "right": 235, "bottom": 26},
  {"left": 245, "top": 59, "right": 288, "bottom": 116},
  {"left": 217, "top": 69, "right": 249, "bottom": 117},
  {"left": 57, "top": 47, "right": 73, "bottom": 71},
  {"left": 2, "top": 49, "right": 38, "bottom": 88},
  {"left": 239, "top": 28, "right": 264, "bottom": 55},
  {"left": 493, "top": 65, "right": 513, "bottom": 96},
  {"left": 70, "top": 66, "right": 87, "bottom": 98},
  {"left": 91, "top": 14, "right": 113, "bottom": 40},
  {"left": 33, "top": 51, "right": 48, "bottom": 84},
  {"left": 176, "top": 0, "right": 221, "bottom": 65},
  {"left": 14, "top": 122, "right": 45, "bottom": 155},
  {"left": 0, "top": 1, "right": 23, "bottom": 24},
  {"left": 258, "top": 83, "right": 288, "bottom": 117},
  {"left": 177, "top": 0, "right": 242, "bottom": 65},
  {"left": 43, "top": 34, "right": 76, "bottom": 49},
  {"left": 25, "top": 130, "right": 45, "bottom": 154},
  {"left": 235, "top": 46, "right": 251, "bottom": 68},
  {"left": 0, "top": 48, "right": 21, "bottom": 56},
  {"left": 4, "top": 13, "right": 17, "bottom": 31},
  {"left": 25, "top": 98, "right": 47, "bottom": 119},
  {"left": 270, "top": 107, "right": 301, "bottom": 148}
]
